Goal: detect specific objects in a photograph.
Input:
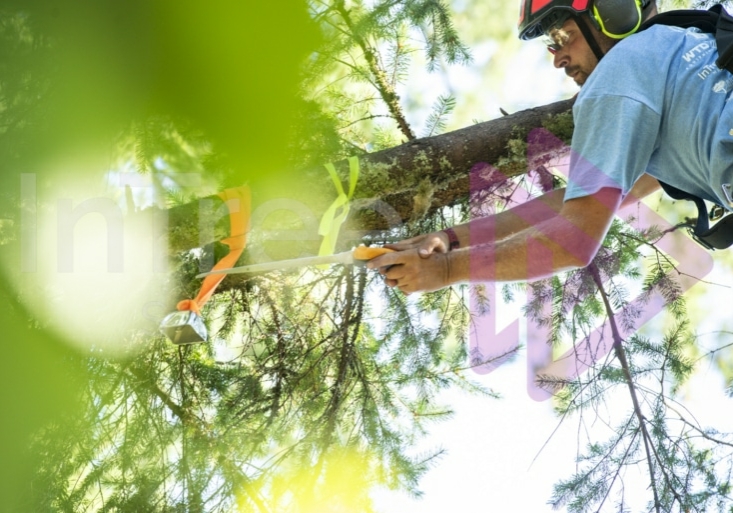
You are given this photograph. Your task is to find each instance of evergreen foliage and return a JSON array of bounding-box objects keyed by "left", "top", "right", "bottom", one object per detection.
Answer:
[
  {"left": 29, "top": 266, "right": 490, "bottom": 511},
  {"left": 302, "top": 0, "right": 470, "bottom": 151}
]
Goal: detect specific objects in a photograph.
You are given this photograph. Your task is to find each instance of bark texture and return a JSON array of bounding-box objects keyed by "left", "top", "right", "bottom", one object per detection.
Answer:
[{"left": 164, "top": 98, "right": 574, "bottom": 253}]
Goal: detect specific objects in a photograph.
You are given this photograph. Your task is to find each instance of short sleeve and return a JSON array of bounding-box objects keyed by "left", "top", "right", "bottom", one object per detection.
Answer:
[{"left": 565, "top": 95, "right": 661, "bottom": 202}]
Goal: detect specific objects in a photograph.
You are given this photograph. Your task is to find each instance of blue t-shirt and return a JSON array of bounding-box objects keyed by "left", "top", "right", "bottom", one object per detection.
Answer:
[{"left": 565, "top": 25, "right": 733, "bottom": 209}]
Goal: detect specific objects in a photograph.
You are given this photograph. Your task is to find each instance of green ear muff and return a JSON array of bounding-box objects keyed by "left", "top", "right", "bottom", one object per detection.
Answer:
[{"left": 592, "top": 0, "right": 643, "bottom": 39}]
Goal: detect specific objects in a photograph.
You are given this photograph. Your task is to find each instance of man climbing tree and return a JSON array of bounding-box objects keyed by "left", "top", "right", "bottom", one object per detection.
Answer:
[{"left": 369, "top": 0, "right": 733, "bottom": 293}]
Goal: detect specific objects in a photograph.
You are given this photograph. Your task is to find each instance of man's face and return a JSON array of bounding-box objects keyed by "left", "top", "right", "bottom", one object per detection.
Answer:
[{"left": 545, "top": 18, "right": 605, "bottom": 86}]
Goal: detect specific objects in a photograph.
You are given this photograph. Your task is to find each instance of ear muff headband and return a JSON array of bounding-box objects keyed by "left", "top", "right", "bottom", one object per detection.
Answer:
[
  {"left": 576, "top": 14, "right": 607, "bottom": 62},
  {"left": 591, "top": 0, "right": 643, "bottom": 39}
]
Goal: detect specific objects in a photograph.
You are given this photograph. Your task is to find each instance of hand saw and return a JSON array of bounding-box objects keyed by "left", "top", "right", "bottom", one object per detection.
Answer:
[{"left": 195, "top": 246, "right": 393, "bottom": 278}]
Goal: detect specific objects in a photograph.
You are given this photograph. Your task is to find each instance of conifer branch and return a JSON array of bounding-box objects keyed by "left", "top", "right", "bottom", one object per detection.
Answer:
[
  {"left": 266, "top": 297, "right": 287, "bottom": 424},
  {"left": 588, "top": 263, "right": 663, "bottom": 512},
  {"left": 595, "top": 425, "right": 641, "bottom": 513},
  {"left": 589, "top": 264, "right": 716, "bottom": 511},
  {"left": 128, "top": 365, "right": 192, "bottom": 425},
  {"left": 661, "top": 399, "right": 733, "bottom": 449},
  {"left": 323, "top": 266, "right": 357, "bottom": 443},
  {"left": 333, "top": 0, "right": 416, "bottom": 141},
  {"left": 128, "top": 361, "right": 272, "bottom": 512},
  {"left": 694, "top": 338, "right": 733, "bottom": 364}
]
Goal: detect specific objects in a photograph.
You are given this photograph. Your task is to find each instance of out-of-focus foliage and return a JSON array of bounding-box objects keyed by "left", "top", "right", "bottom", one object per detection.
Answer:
[
  {"left": 299, "top": 0, "right": 471, "bottom": 158},
  {"left": 0, "top": 281, "right": 84, "bottom": 513},
  {"left": 0, "top": 0, "right": 318, "bottom": 188}
]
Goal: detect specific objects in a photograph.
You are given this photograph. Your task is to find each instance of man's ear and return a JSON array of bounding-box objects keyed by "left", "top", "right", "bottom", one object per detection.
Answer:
[{"left": 591, "top": 0, "right": 644, "bottom": 39}]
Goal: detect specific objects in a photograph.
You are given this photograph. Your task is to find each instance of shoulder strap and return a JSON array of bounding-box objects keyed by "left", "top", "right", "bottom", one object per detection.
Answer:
[
  {"left": 657, "top": 180, "right": 711, "bottom": 236},
  {"left": 639, "top": 9, "right": 718, "bottom": 34},
  {"left": 658, "top": 180, "right": 733, "bottom": 250},
  {"left": 711, "top": 4, "right": 733, "bottom": 73}
]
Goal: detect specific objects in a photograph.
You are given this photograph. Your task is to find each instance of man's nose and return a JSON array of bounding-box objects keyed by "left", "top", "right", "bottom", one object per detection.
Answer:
[{"left": 553, "top": 49, "right": 569, "bottom": 69}]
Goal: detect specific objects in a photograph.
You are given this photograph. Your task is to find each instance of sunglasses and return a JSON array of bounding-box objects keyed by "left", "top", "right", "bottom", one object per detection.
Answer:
[{"left": 542, "top": 24, "right": 572, "bottom": 55}]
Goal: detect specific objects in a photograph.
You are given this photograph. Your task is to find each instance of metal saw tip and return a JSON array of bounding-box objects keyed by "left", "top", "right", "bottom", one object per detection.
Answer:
[{"left": 159, "top": 310, "right": 208, "bottom": 345}]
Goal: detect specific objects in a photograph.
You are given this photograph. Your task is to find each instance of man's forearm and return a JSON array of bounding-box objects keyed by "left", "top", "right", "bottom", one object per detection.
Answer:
[
  {"left": 447, "top": 188, "right": 566, "bottom": 248},
  {"left": 446, "top": 215, "right": 599, "bottom": 284},
  {"left": 445, "top": 188, "right": 622, "bottom": 284},
  {"left": 450, "top": 175, "right": 654, "bottom": 251}
]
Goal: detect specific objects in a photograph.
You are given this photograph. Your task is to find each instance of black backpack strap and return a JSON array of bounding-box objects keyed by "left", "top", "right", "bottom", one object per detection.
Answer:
[
  {"left": 711, "top": 4, "right": 733, "bottom": 73},
  {"left": 639, "top": 9, "right": 718, "bottom": 33},
  {"left": 658, "top": 180, "right": 733, "bottom": 250},
  {"left": 695, "top": 214, "right": 733, "bottom": 249},
  {"left": 658, "top": 180, "right": 711, "bottom": 235}
]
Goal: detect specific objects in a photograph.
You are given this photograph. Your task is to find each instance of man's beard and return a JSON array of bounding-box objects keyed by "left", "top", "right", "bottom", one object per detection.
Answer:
[{"left": 566, "top": 66, "right": 587, "bottom": 86}]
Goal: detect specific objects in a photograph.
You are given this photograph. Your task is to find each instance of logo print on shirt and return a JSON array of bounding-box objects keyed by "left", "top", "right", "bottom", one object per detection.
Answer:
[
  {"left": 698, "top": 63, "right": 718, "bottom": 81},
  {"left": 713, "top": 78, "right": 733, "bottom": 94},
  {"left": 683, "top": 42, "right": 713, "bottom": 66}
]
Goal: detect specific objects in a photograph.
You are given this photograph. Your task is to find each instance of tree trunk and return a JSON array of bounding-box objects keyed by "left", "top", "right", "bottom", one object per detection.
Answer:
[{"left": 164, "top": 98, "right": 574, "bottom": 254}]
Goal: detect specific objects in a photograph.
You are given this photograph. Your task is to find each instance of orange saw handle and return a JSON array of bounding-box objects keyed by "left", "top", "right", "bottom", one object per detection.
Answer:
[{"left": 352, "top": 246, "right": 394, "bottom": 261}]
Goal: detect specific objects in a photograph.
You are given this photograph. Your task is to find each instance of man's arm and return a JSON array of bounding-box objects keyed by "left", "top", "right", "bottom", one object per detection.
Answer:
[
  {"left": 385, "top": 188, "right": 566, "bottom": 255},
  {"left": 386, "top": 174, "right": 659, "bottom": 256},
  {"left": 368, "top": 187, "right": 623, "bottom": 293}
]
